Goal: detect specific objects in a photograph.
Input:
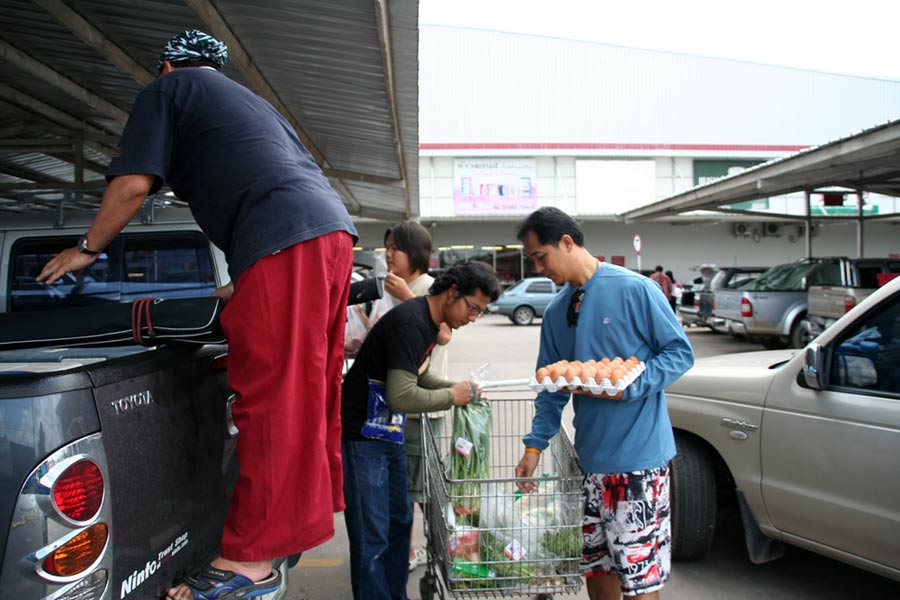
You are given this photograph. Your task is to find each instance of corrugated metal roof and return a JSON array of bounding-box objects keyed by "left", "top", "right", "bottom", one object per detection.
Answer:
[
  {"left": 621, "top": 118, "right": 900, "bottom": 221},
  {"left": 0, "top": 0, "right": 418, "bottom": 221},
  {"left": 420, "top": 26, "right": 900, "bottom": 150}
]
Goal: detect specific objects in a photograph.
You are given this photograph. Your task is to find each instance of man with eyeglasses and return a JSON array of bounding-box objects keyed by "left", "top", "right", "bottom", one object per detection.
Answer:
[
  {"left": 513, "top": 207, "right": 693, "bottom": 600},
  {"left": 340, "top": 261, "right": 500, "bottom": 599}
]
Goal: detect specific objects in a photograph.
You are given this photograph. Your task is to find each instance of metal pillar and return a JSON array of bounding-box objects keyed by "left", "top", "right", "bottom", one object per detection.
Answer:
[
  {"left": 804, "top": 190, "right": 813, "bottom": 258},
  {"left": 856, "top": 190, "right": 865, "bottom": 258}
]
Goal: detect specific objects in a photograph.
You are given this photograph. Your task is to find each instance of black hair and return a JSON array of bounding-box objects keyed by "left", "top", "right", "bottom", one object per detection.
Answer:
[
  {"left": 430, "top": 261, "right": 501, "bottom": 302},
  {"left": 384, "top": 221, "right": 432, "bottom": 275},
  {"left": 665, "top": 270, "right": 675, "bottom": 280},
  {"left": 655, "top": 265, "right": 664, "bottom": 272},
  {"left": 515, "top": 207, "right": 584, "bottom": 247},
  {"left": 162, "top": 57, "right": 223, "bottom": 73}
]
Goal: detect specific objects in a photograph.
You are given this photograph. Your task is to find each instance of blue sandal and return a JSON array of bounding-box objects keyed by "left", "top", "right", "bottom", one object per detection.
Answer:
[{"left": 184, "top": 565, "right": 282, "bottom": 600}]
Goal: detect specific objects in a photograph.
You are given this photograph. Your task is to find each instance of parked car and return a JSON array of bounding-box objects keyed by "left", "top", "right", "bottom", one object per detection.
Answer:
[
  {"left": 699, "top": 266, "right": 769, "bottom": 332},
  {"left": 488, "top": 276, "right": 562, "bottom": 325},
  {"left": 667, "top": 274, "right": 900, "bottom": 581},
  {"left": 801, "top": 257, "right": 900, "bottom": 339},
  {"left": 677, "top": 264, "right": 717, "bottom": 327},
  {"left": 712, "top": 258, "right": 847, "bottom": 349}
]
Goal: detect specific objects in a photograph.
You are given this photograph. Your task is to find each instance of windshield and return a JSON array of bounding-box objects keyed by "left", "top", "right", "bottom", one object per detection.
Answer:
[{"left": 743, "top": 261, "right": 820, "bottom": 291}]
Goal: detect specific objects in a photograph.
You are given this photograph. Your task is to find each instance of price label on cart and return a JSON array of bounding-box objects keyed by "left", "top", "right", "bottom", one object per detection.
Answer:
[
  {"left": 504, "top": 539, "right": 526, "bottom": 562},
  {"left": 454, "top": 437, "right": 474, "bottom": 457}
]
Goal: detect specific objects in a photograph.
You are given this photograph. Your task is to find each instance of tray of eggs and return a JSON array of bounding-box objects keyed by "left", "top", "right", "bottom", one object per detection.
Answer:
[{"left": 530, "top": 356, "right": 645, "bottom": 395}]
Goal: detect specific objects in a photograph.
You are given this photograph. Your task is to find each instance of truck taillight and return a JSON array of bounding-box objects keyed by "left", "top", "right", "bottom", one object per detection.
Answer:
[
  {"left": 741, "top": 297, "right": 753, "bottom": 317},
  {"left": 844, "top": 296, "right": 856, "bottom": 313},
  {"left": 53, "top": 460, "right": 104, "bottom": 522},
  {"left": 42, "top": 523, "right": 108, "bottom": 577}
]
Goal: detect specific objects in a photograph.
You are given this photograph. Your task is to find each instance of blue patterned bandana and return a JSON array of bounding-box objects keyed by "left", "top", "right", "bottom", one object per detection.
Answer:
[{"left": 157, "top": 29, "right": 228, "bottom": 73}]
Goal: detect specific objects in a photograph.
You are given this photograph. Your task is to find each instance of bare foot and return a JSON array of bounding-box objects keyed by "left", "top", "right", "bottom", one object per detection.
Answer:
[{"left": 166, "top": 557, "right": 273, "bottom": 599}]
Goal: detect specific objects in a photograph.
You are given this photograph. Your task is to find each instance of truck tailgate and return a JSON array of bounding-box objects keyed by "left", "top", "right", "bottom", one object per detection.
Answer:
[{"left": 89, "top": 344, "right": 233, "bottom": 600}]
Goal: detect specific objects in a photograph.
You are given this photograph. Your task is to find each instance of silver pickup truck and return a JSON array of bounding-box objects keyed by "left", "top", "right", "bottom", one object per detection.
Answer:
[
  {"left": 802, "top": 258, "right": 900, "bottom": 339},
  {"left": 667, "top": 274, "right": 900, "bottom": 582},
  {"left": 711, "top": 258, "right": 848, "bottom": 349}
]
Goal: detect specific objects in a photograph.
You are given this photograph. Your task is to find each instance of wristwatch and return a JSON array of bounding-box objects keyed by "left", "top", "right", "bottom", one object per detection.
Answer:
[{"left": 77, "top": 234, "right": 100, "bottom": 256}]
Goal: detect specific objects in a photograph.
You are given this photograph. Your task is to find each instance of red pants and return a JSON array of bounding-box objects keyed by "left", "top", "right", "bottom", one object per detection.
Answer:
[{"left": 219, "top": 232, "right": 353, "bottom": 561}]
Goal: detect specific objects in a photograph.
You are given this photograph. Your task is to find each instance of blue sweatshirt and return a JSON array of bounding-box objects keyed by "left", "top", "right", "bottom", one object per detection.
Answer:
[{"left": 523, "top": 262, "right": 694, "bottom": 473}]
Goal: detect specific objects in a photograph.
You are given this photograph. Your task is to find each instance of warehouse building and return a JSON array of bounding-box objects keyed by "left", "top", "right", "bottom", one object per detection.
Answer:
[{"left": 355, "top": 26, "right": 900, "bottom": 285}]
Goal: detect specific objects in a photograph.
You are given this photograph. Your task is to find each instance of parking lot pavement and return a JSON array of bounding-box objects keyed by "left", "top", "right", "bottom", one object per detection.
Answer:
[{"left": 287, "top": 314, "right": 900, "bottom": 599}]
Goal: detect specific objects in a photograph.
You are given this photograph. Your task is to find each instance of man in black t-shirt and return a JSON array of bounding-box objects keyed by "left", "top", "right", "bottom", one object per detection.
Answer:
[
  {"left": 38, "top": 30, "right": 357, "bottom": 600},
  {"left": 341, "top": 262, "right": 500, "bottom": 600}
]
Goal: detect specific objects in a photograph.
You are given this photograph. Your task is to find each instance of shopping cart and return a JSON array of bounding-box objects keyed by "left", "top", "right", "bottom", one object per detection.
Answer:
[{"left": 419, "top": 384, "right": 584, "bottom": 599}]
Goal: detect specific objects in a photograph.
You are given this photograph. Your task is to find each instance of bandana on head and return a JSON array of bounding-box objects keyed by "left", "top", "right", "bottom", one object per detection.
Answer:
[{"left": 157, "top": 29, "right": 228, "bottom": 72}]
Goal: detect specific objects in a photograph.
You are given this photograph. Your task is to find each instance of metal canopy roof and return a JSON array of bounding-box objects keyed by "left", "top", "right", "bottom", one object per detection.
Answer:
[
  {"left": 0, "top": 0, "right": 418, "bottom": 221},
  {"left": 621, "top": 118, "right": 900, "bottom": 222}
]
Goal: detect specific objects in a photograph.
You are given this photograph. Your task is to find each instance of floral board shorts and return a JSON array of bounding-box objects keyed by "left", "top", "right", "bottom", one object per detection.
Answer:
[{"left": 581, "top": 465, "right": 671, "bottom": 596}]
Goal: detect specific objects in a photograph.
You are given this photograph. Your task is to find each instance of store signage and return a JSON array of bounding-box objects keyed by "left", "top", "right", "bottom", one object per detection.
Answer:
[{"left": 453, "top": 159, "right": 537, "bottom": 216}]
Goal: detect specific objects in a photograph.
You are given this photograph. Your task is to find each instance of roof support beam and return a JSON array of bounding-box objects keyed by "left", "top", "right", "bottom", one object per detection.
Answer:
[
  {"left": 0, "top": 85, "right": 118, "bottom": 154},
  {"left": 0, "top": 181, "right": 107, "bottom": 191},
  {"left": 33, "top": 0, "right": 156, "bottom": 86},
  {"left": 0, "top": 38, "right": 130, "bottom": 123},
  {"left": 0, "top": 162, "right": 68, "bottom": 184},
  {"left": 373, "top": 0, "right": 410, "bottom": 217}
]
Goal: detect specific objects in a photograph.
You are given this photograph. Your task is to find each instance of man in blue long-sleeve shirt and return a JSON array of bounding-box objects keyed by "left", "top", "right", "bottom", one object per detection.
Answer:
[{"left": 514, "top": 208, "right": 694, "bottom": 600}]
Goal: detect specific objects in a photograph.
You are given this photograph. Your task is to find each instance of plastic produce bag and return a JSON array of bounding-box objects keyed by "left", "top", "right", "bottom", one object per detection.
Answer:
[
  {"left": 448, "top": 371, "right": 491, "bottom": 524},
  {"left": 344, "top": 304, "right": 368, "bottom": 358}
]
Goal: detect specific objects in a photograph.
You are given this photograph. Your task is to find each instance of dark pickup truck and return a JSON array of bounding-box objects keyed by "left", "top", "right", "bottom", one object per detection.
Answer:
[
  {"left": 0, "top": 340, "right": 246, "bottom": 600},
  {"left": 0, "top": 223, "right": 380, "bottom": 600}
]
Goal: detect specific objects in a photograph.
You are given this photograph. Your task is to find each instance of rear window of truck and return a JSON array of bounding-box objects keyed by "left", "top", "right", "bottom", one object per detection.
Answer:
[{"left": 9, "top": 232, "right": 217, "bottom": 312}]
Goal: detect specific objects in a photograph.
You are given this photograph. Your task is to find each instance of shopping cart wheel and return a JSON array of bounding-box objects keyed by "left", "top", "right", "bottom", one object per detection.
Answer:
[{"left": 419, "top": 573, "right": 436, "bottom": 600}]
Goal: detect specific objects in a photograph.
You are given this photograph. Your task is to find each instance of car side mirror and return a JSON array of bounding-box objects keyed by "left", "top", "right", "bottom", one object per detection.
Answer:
[{"left": 803, "top": 343, "right": 826, "bottom": 389}]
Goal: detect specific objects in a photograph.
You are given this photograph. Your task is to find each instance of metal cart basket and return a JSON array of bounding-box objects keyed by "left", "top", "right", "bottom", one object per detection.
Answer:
[{"left": 419, "top": 385, "right": 584, "bottom": 599}]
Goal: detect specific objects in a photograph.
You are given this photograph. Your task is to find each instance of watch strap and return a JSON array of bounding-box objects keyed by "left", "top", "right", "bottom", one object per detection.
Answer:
[{"left": 77, "top": 234, "right": 100, "bottom": 256}]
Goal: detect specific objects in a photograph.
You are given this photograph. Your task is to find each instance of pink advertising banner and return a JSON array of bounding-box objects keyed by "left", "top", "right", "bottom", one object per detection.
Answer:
[{"left": 453, "top": 159, "right": 537, "bottom": 215}]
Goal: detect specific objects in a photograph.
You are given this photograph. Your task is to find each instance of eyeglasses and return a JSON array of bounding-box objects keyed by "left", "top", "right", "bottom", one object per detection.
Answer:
[
  {"left": 567, "top": 288, "right": 584, "bottom": 327},
  {"left": 461, "top": 295, "right": 485, "bottom": 318}
]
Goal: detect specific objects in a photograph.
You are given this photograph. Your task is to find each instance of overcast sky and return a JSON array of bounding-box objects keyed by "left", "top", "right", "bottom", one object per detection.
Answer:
[{"left": 419, "top": 0, "right": 900, "bottom": 81}]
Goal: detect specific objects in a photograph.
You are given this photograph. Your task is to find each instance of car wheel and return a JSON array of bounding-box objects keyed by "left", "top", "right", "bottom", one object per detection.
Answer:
[
  {"left": 671, "top": 435, "right": 716, "bottom": 561},
  {"left": 512, "top": 305, "right": 535, "bottom": 326},
  {"left": 788, "top": 319, "right": 809, "bottom": 349}
]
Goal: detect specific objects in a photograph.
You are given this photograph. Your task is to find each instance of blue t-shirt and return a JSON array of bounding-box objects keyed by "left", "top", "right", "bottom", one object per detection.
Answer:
[
  {"left": 107, "top": 67, "right": 357, "bottom": 281},
  {"left": 523, "top": 262, "right": 694, "bottom": 473}
]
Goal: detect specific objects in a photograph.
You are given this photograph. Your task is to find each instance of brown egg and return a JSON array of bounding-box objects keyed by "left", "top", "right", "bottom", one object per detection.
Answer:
[
  {"left": 536, "top": 367, "right": 550, "bottom": 381},
  {"left": 610, "top": 356, "right": 624, "bottom": 368},
  {"left": 586, "top": 359, "right": 598, "bottom": 367},
  {"left": 579, "top": 365, "right": 596, "bottom": 381},
  {"left": 564, "top": 365, "right": 581, "bottom": 382},
  {"left": 610, "top": 367, "right": 627, "bottom": 383},
  {"left": 599, "top": 357, "right": 611, "bottom": 366},
  {"left": 596, "top": 368, "right": 611, "bottom": 381}
]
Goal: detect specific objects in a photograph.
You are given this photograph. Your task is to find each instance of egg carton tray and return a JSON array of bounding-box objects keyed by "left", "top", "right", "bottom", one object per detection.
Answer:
[{"left": 529, "top": 361, "right": 645, "bottom": 395}]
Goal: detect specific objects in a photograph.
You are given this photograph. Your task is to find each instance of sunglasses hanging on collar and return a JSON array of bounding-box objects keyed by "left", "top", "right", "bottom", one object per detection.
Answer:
[{"left": 567, "top": 288, "right": 585, "bottom": 327}]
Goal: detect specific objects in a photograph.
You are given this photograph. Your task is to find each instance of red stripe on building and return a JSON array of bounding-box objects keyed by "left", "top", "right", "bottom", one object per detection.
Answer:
[{"left": 419, "top": 142, "right": 808, "bottom": 152}]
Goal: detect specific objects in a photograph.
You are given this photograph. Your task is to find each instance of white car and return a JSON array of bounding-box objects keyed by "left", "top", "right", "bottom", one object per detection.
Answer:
[{"left": 666, "top": 274, "right": 900, "bottom": 582}]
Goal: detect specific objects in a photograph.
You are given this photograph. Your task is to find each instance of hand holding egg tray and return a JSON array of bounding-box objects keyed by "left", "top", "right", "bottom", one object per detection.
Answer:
[{"left": 529, "top": 356, "right": 645, "bottom": 398}]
